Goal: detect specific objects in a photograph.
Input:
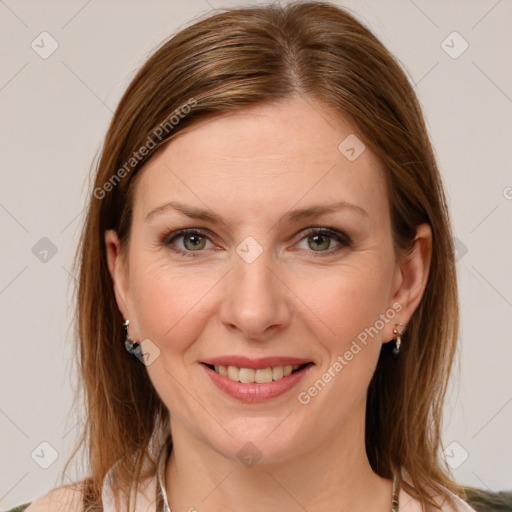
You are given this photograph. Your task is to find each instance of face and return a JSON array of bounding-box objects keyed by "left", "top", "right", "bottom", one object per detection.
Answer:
[{"left": 106, "top": 95, "right": 421, "bottom": 464}]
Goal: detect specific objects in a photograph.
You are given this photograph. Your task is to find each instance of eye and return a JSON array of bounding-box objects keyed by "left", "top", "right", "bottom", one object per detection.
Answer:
[
  {"left": 163, "top": 228, "right": 215, "bottom": 256},
  {"left": 295, "top": 227, "right": 352, "bottom": 256}
]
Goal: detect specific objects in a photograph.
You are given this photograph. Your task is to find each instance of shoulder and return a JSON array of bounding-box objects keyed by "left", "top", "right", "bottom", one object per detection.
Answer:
[
  {"left": 399, "top": 486, "right": 479, "bottom": 512},
  {"left": 440, "top": 493, "right": 479, "bottom": 512},
  {"left": 21, "top": 484, "right": 83, "bottom": 512}
]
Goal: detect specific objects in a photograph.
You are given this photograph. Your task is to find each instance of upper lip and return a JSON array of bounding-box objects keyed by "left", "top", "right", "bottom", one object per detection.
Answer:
[{"left": 202, "top": 356, "right": 313, "bottom": 369}]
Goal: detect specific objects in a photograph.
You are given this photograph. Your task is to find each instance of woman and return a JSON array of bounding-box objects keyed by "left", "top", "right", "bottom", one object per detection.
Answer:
[{"left": 17, "top": 2, "right": 499, "bottom": 511}]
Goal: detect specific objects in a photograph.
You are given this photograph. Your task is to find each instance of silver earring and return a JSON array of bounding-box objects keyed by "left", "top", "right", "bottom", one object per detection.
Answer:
[
  {"left": 392, "top": 324, "right": 404, "bottom": 355},
  {"left": 123, "top": 319, "right": 140, "bottom": 356}
]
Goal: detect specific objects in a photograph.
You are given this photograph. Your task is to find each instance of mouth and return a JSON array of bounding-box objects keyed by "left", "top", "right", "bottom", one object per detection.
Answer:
[
  {"left": 202, "top": 362, "right": 313, "bottom": 384},
  {"left": 200, "top": 361, "right": 315, "bottom": 403}
]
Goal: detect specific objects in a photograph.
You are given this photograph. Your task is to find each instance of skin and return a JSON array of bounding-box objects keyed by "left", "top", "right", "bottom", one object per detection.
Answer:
[{"left": 105, "top": 94, "right": 431, "bottom": 512}]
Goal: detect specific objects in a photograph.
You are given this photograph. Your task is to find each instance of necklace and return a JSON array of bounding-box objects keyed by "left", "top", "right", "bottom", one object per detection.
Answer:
[{"left": 391, "top": 472, "right": 400, "bottom": 512}]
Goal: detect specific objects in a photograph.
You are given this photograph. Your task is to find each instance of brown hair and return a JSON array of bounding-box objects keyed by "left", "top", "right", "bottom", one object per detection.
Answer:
[{"left": 63, "top": 2, "right": 472, "bottom": 510}]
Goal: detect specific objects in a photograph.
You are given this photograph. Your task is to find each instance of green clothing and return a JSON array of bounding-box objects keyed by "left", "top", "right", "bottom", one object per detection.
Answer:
[{"left": 6, "top": 505, "right": 30, "bottom": 512}]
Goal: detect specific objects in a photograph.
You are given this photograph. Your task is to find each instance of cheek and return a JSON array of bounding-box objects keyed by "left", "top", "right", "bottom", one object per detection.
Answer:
[
  {"left": 129, "top": 260, "right": 220, "bottom": 357},
  {"left": 294, "top": 259, "right": 392, "bottom": 349},
  {"left": 293, "top": 263, "right": 392, "bottom": 412}
]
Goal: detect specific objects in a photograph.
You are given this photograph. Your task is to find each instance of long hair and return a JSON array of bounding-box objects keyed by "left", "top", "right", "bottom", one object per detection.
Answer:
[{"left": 63, "top": 2, "right": 471, "bottom": 510}]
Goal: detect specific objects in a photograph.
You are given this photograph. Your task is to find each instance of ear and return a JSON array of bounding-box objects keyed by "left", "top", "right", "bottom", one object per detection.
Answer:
[
  {"left": 385, "top": 223, "right": 432, "bottom": 341},
  {"left": 105, "top": 229, "right": 131, "bottom": 321}
]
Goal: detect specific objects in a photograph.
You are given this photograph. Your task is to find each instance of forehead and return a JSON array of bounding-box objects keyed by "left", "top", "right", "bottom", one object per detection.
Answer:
[{"left": 133, "top": 95, "right": 388, "bottom": 226}]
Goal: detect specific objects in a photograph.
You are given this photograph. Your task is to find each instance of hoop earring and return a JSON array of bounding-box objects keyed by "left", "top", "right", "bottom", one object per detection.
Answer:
[
  {"left": 123, "top": 319, "right": 140, "bottom": 356},
  {"left": 392, "top": 324, "right": 404, "bottom": 355}
]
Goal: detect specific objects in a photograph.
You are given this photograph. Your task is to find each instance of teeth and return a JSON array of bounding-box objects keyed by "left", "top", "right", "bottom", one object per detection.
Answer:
[
  {"left": 227, "top": 365, "right": 239, "bottom": 381},
  {"left": 272, "top": 366, "right": 284, "bottom": 380},
  {"left": 255, "top": 368, "right": 273, "bottom": 383},
  {"left": 212, "top": 364, "right": 303, "bottom": 383},
  {"left": 239, "top": 368, "right": 255, "bottom": 383}
]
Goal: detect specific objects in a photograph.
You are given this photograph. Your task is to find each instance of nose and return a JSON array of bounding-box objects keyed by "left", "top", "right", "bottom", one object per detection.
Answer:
[{"left": 218, "top": 244, "right": 293, "bottom": 340}]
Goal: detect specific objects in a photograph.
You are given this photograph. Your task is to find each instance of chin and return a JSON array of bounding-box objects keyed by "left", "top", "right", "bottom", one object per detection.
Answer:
[{"left": 203, "top": 415, "right": 311, "bottom": 467}]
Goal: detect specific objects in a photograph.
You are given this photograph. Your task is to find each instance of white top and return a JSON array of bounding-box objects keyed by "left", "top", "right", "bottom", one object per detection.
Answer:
[
  {"left": 100, "top": 424, "right": 172, "bottom": 512},
  {"left": 26, "top": 426, "right": 478, "bottom": 512}
]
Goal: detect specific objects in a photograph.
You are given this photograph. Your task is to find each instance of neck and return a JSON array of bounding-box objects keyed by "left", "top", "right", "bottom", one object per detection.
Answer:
[{"left": 165, "top": 407, "right": 393, "bottom": 512}]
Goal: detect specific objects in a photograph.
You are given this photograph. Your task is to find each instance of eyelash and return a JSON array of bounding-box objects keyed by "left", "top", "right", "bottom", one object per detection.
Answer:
[{"left": 161, "top": 227, "right": 352, "bottom": 258}]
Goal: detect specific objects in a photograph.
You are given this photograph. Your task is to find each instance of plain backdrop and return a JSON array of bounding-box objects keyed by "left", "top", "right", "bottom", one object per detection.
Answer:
[{"left": 1, "top": 0, "right": 511, "bottom": 509}]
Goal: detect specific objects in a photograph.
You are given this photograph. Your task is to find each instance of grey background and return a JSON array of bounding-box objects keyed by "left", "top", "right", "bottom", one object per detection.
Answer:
[{"left": 1, "top": 0, "right": 511, "bottom": 508}]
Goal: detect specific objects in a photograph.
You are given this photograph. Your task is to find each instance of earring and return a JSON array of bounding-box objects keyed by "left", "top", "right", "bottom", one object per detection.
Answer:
[
  {"left": 123, "top": 319, "right": 140, "bottom": 356},
  {"left": 392, "top": 324, "right": 404, "bottom": 355}
]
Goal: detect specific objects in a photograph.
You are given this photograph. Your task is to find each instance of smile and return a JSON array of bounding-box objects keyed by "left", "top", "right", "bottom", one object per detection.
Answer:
[{"left": 201, "top": 362, "right": 314, "bottom": 402}]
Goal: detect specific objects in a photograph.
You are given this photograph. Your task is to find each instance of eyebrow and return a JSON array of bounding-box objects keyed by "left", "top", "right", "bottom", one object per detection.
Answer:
[{"left": 145, "top": 199, "right": 368, "bottom": 224}]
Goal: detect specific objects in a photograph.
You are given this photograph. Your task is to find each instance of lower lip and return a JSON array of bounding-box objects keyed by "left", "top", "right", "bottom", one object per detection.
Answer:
[{"left": 201, "top": 363, "right": 314, "bottom": 403}]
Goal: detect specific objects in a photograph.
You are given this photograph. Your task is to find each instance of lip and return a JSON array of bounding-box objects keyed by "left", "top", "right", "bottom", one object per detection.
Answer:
[
  {"left": 201, "top": 362, "right": 314, "bottom": 403},
  {"left": 201, "top": 355, "right": 312, "bottom": 369}
]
